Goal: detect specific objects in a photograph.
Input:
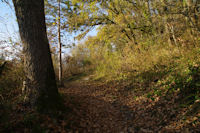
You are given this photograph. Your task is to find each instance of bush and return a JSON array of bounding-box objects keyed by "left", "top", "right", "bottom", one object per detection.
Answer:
[{"left": 0, "top": 59, "right": 24, "bottom": 101}]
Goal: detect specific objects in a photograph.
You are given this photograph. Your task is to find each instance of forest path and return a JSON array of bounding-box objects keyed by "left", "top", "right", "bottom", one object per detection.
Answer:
[
  {"left": 59, "top": 75, "right": 199, "bottom": 133},
  {"left": 59, "top": 78, "right": 136, "bottom": 133}
]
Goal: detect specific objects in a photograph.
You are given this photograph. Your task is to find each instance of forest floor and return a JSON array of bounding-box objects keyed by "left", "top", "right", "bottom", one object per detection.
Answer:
[
  {"left": 0, "top": 74, "right": 200, "bottom": 133},
  {"left": 58, "top": 74, "right": 200, "bottom": 133}
]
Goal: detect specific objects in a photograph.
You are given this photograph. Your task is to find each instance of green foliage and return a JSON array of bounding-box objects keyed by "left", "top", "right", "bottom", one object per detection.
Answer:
[
  {"left": 95, "top": 51, "right": 122, "bottom": 80},
  {"left": 168, "top": 61, "right": 200, "bottom": 104},
  {"left": 141, "top": 47, "right": 200, "bottom": 108}
]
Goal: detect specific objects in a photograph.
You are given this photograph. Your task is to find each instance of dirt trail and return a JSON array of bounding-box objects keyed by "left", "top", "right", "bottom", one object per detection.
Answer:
[
  {"left": 59, "top": 77, "right": 200, "bottom": 133},
  {"left": 60, "top": 80, "right": 135, "bottom": 133}
]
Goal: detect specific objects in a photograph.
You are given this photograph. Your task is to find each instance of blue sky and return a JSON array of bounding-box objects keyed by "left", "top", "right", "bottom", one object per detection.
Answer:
[
  {"left": 0, "top": 1, "right": 20, "bottom": 59},
  {"left": 0, "top": 1, "right": 97, "bottom": 58},
  {"left": 0, "top": 0, "right": 97, "bottom": 42},
  {"left": 0, "top": 1, "right": 19, "bottom": 41}
]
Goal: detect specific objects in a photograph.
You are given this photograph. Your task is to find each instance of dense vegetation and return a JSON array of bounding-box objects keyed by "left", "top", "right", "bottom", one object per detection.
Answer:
[
  {"left": 0, "top": 0, "right": 200, "bottom": 132},
  {"left": 64, "top": 0, "right": 200, "bottom": 111}
]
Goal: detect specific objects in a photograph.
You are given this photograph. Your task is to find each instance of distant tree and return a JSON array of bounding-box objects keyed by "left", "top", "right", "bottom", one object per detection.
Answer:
[
  {"left": 12, "top": 0, "right": 61, "bottom": 111},
  {"left": 57, "top": 0, "right": 63, "bottom": 86},
  {"left": 45, "top": 0, "right": 71, "bottom": 86}
]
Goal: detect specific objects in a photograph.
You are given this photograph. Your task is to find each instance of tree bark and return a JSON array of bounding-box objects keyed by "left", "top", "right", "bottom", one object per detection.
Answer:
[{"left": 12, "top": 0, "right": 61, "bottom": 111}]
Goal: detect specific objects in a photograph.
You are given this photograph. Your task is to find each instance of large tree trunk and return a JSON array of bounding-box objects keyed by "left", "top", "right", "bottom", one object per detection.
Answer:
[{"left": 12, "top": 0, "right": 61, "bottom": 111}]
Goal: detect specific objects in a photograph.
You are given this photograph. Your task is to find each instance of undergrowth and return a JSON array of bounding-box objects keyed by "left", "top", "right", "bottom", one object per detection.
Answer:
[
  {"left": 0, "top": 60, "right": 24, "bottom": 102},
  {"left": 70, "top": 42, "right": 200, "bottom": 113}
]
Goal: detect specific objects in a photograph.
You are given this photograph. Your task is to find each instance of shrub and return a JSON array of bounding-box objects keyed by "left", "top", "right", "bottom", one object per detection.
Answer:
[{"left": 0, "top": 59, "right": 24, "bottom": 101}]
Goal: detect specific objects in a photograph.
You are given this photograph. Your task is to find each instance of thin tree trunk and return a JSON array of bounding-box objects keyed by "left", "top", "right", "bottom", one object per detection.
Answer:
[
  {"left": 58, "top": 0, "right": 63, "bottom": 86},
  {"left": 165, "top": 20, "right": 172, "bottom": 46},
  {"left": 12, "top": 0, "right": 61, "bottom": 111},
  {"left": 170, "top": 25, "right": 177, "bottom": 46},
  {"left": 186, "top": 0, "right": 200, "bottom": 32},
  {"left": 147, "top": 0, "right": 152, "bottom": 24}
]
